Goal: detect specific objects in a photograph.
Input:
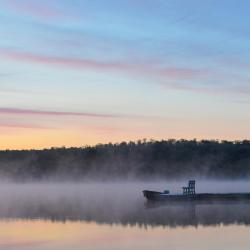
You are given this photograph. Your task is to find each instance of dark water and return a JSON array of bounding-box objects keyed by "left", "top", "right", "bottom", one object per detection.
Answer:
[{"left": 0, "top": 181, "right": 250, "bottom": 249}]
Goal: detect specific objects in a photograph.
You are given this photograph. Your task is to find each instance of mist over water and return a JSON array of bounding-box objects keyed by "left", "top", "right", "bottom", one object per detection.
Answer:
[{"left": 1, "top": 180, "right": 250, "bottom": 227}]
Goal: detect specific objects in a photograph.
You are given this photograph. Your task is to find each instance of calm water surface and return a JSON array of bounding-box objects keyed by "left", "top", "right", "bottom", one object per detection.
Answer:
[
  {"left": 1, "top": 220, "right": 250, "bottom": 250},
  {"left": 0, "top": 181, "right": 250, "bottom": 250}
]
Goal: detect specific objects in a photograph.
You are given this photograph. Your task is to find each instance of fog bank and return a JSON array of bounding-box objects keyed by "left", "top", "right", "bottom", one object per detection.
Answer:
[{"left": 0, "top": 180, "right": 250, "bottom": 227}]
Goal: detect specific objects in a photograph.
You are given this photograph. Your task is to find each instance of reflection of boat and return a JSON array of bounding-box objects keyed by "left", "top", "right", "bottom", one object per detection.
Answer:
[{"left": 143, "top": 180, "right": 250, "bottom": 203}]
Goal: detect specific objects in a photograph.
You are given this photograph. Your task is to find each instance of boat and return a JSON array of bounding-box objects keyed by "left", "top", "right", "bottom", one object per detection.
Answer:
[{"left": 143, "top": 180, "right": 250, "bottom": 203}]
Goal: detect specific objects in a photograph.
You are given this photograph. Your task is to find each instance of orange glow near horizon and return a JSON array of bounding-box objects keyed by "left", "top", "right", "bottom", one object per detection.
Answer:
[
  {"left": 1, "top": 125, "right": 250, "bottom": 150},
  {"left": 1, "top": 109, "right": 250, "bottom": 150}
]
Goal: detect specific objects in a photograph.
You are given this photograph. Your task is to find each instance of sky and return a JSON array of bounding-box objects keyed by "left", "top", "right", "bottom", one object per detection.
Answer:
[{"left": 0, "top": 0, "right": 250, "bottom": 149}]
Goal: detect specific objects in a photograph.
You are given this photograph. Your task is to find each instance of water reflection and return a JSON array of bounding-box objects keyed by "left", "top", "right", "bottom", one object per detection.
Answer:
[
  {"left": 1, "top": 182, "right": 250, "bottom": 250},
  {"left": 1, "top": 220, "right": 249, "bottom": 250},
  {"left": 11, "top": 202, "right": 250, "bottom": 227},
  {"left": 144, "top": 202, "right": 250, "bottom": 227}
]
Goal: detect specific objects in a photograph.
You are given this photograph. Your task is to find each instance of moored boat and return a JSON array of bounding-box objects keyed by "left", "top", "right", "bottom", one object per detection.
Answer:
[{"left": 143, "top": 180, "right": 250, "bottom": 203}]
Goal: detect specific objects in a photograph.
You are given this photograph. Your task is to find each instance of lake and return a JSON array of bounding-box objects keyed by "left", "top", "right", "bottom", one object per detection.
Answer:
[{"left": 0, "top": 181, "right": 250, "bottom": 249}]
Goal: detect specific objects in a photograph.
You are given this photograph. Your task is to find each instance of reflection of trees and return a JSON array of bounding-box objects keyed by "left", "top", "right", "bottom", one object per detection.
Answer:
[{"left": 1, "top": 201, "right": 250, "bottom": 228}]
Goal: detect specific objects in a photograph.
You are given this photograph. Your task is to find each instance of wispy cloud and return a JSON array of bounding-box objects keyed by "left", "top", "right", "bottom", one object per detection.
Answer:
[
  {"left": 0, "top": 107, "right": 118, "bottom": 118},
  {"left": 0, "top": 48, "right": 207, "bottom": 80},
  {"left": 2, "top": 48, "right": 250, "bottom": 97}
]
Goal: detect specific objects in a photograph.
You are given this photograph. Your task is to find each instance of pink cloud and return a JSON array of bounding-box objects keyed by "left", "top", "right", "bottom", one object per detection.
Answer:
[
  {"left": 0, "top": 107, "right": 118, "bottom": 118},
  {"left": 3, "top": 48, "right": 249, "bottom": 96},
  {"left": 0, "top": 48, "right": 207, "bottom": 80}
]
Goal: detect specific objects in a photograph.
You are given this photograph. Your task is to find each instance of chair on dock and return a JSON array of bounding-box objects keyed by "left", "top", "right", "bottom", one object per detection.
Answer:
[{"left": 182, "top": 180, "right": 196, "bottom": 195}]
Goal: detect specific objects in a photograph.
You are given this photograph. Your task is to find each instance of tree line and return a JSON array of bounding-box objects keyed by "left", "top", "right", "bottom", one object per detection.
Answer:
[{"left": 0, "top": 139, "right": 250, "bottom": 180}]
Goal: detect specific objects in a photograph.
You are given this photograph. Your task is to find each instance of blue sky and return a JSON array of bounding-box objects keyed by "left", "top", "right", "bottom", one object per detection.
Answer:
[{"left": 0, "top": 0, "right": 250, "bottom": 149}]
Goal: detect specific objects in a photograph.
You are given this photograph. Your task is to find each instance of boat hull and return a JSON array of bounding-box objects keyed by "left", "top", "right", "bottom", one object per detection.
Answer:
[{"left": 143, "top": 190, "right": 250, "bottom": 203}]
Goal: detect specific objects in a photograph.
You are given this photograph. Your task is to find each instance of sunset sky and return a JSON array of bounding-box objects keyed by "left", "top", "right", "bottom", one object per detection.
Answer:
[{"left": 0, "top": 0, "right": 250, "bottom": 149}]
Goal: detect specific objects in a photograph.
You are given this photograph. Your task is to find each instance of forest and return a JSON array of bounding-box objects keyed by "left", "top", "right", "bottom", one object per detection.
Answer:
[{"left": 0, "top": 139, "right": 250, "bottom": 180}]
